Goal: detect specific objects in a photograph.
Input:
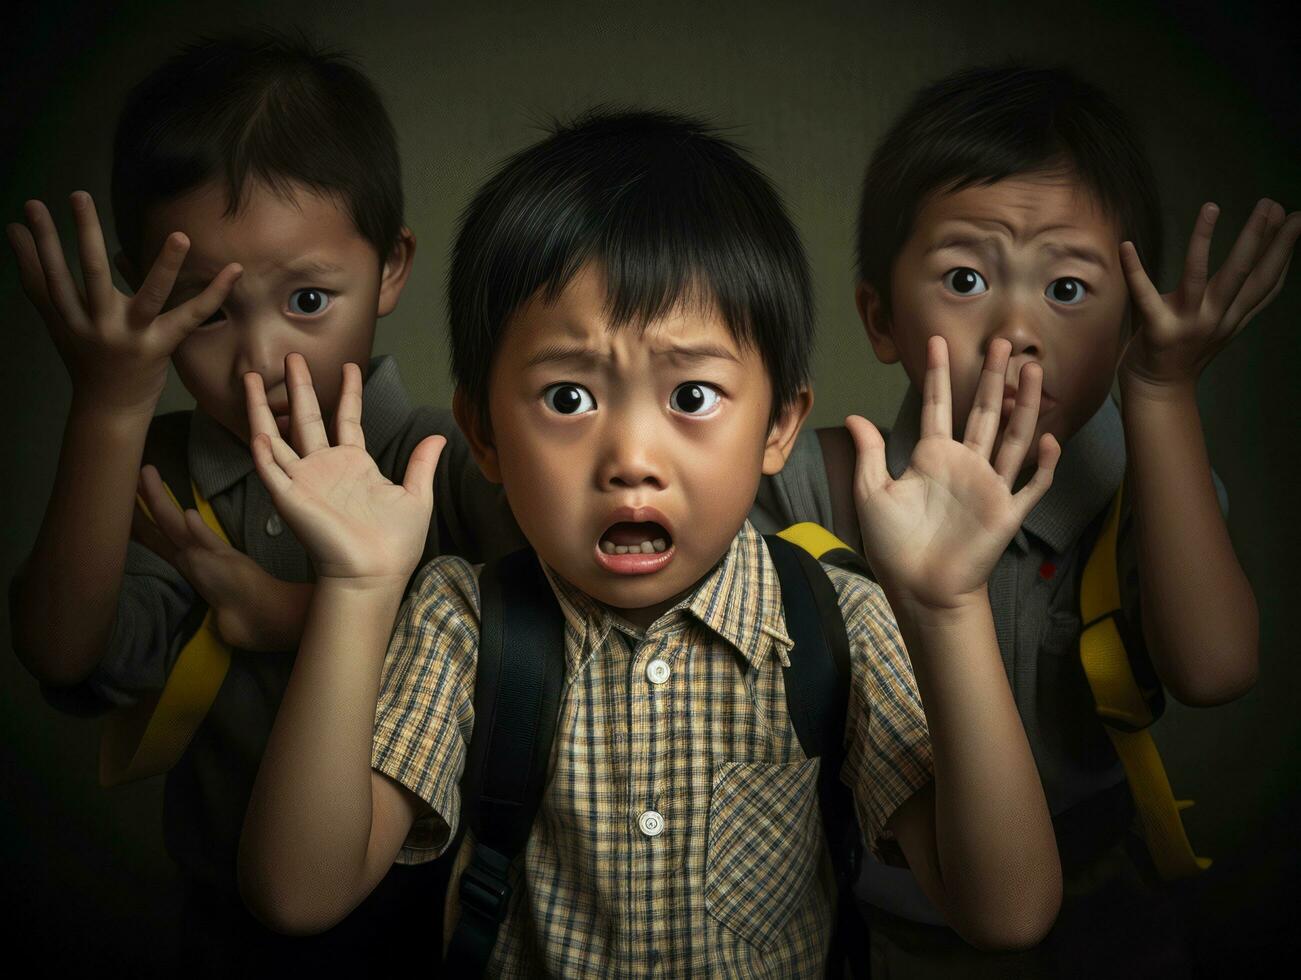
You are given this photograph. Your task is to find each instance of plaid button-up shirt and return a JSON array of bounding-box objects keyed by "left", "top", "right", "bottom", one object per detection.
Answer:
[{"left": 372, "top": 521, "right": 931, "bottom": 977}]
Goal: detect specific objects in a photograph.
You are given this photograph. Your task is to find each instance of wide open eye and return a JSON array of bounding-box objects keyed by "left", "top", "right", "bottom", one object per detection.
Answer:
[
  {"left": 669, "top": 382, "right": 721, "bottom": 415},
  {"left": 1045, "top": 277, "right": 1087, "bottom": 305},
  {"left": 288, "top": 288, "right": 332, "bottom": 316},
  {"left": 942, "top": 268, "right": 988, "bottom": 296},
  {"left": 543, "top": 383, "right": 596, "bottom": 415}
]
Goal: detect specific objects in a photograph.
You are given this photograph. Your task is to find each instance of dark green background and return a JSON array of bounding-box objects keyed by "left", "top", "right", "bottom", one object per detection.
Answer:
[{"left": 2, "top": 0, "right": 1296, "bottom": 973}]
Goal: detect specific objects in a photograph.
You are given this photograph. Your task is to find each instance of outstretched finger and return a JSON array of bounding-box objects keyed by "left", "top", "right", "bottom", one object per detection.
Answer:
[
  {"left": 919, "top": 336, "right": 953, "bottom": 440},
  {"left": 70, "top": 191, "right": 115, "bottom": 314},
  {"left": 845, "top": 415, "right": 889, "bottom": 496},
  {"left": 962, "top": 338, "right": 1011, "bottom": 459},
  {"left": 130, "top": 232, "right": 191, "bottom": 326},
  {"left": 1010, "top": 433, "right": 1060, "bottom": 523},
  {"left": 1206, "top": 198, "right": 1277, "bottom": 317},
  {"left": 250, "top": 432, "right": 296, "bottom": 501},
  {"left": 1176, "top": 202, "right": 1218, "bottom": 309},
  {"left": 24, "top": 200, "right": 88, "bottom": 331},
  {"left": 285, "top": 353, "right": 329, "bottom": 454},
  {"left": 1221, "top": 210, "right": 1301, "bottom": 334},
  {"left": 1119, "top": 242, "right": 1166, "bottom": 328},
  {"left": 992, "top": 361, "right": 1043, "bottom": 487},
  {"left": 138, "top": 465, "right": 192, "bottom": 548},
  {"left": 158, "top": 262, "right": 242, "bottom": 342},
  {"left": 402, "top": 434, "right": 446, "bottom": 503},
  {"left": 183, "top": 507, "right": 229, "bottom": 552},
  {"left": 244, "top": 371, "right": 301, "bottom": 466},
  {"left": 333, "top": 362, "right": 366, "bottom": 449},
  {"left": 6, "top": 222, "right": 60, "bottom": 327}
]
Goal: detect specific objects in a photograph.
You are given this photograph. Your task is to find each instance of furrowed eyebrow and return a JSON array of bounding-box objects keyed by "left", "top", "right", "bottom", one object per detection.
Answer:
[
  {"left": 925, "top": 235, "right": 996, "bottom": 256},
  {"left": 273, "top": 258, "right": 348, "bottom": 277},
  {"left": 1042, "top": 243, "right": 1110, "bottom": 271},
  {"left": 650, "top": 342, "right": 741, "bottom": 364},
  {"left": 524, "top": 344, "right": 604, "bottom": 369}
]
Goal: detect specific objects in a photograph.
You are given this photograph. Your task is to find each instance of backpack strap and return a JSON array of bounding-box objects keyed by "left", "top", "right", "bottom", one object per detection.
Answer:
[
  {"left": 1078, "top": 482, "right": 1210, "bottom": 878},
  {"left": 445, "top": 548, "right": 565, "bottom": 976},
  {"left": 100, "top": 411, "right": 235, "bottom": 786},
  {"left": 764, "top": 532, "right": 869, "bottom": 979}
]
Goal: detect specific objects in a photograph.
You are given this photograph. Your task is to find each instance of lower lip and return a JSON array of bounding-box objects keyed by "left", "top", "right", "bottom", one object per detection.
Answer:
[{"left": 594, "top": 543, "right": 676, "bottom": 575}]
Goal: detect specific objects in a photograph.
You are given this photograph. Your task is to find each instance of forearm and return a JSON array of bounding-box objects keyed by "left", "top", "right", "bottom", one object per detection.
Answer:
[
  {"left": 238, "top": 577, "right": 405, "bottom": 930},
  {"left": 892, "top": 594, "right": 1060, "bottom": 947},
  {"left": 218, "top": 579, "right": 314, "bottom": 652},
  {"left": 1121, "top": 379, "right": 1258, "bottom": 704},
  {"left": 12, "top": 399, "right": 153, "bottom": 684}
]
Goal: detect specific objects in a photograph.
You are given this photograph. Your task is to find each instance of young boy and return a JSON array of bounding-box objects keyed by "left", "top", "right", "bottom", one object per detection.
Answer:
[
  {"left": 237, "top": 109, "right": 1064, "bottom": 975},
  {"left": 755, "top": 64, "right": 1299, "bottom": 973},
  {"left": 7, "top": 32, "right": 519, "bottom": 968}
]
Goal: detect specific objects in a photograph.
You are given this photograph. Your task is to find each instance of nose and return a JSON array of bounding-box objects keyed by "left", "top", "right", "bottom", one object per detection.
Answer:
[
  {"left": 595, "top": 409, "right": 666, "bottom": 491},
  {"left": 232, "top": 317, "right": 286, "bottom": 382},
  {"left": 988, "top": 296, "right": 1043, "bottom": 359}
]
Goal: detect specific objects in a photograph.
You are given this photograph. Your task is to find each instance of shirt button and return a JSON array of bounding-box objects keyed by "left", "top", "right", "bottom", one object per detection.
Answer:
[
  {"left": 638, "top": 809, "right": 664, "bottom": 837},
  {"left": 645, "top": 659, "right": 671, "bottom": 685},
  {"left": 265, "top": 512, "right": 283, "bottom": 537}
]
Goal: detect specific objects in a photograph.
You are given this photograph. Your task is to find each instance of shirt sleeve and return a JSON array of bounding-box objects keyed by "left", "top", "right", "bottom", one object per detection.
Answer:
[
  {"left": 829, "top": 566, "right": 933, "bottom": 858},
  {"left": 370, "top": 556, "right": 482, "bottom": 865},
  {"left": 37, "top": 540, "right": 197, "bottom": 716},
  {"left": 750, "top": 427, "right": 835, "bottom": 534}
]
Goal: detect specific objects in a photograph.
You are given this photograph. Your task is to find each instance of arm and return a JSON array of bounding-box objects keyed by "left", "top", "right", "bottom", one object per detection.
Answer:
[
  {"left": 235, "top": 353, "right": 446, "bottom": 933},
  {"left": 850, "top": 337, "right": 1062, "bottom": 949},
  {"left": 7, "top": 194, "right": 240, "bottom": 685},
  {"left": 1118, "top": 200, "right": 1299, "bottom": 704}
]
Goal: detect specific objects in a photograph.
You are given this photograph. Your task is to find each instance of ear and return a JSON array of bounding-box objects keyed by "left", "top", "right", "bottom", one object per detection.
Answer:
[
  {"left": 114, "top": 251, "right": 141, "bottom": 291},
  {"left": 856, "top": 281, "right": 899, "bottom": 364},
  {"left": 376, "top": 226, "right": 416, "bottom": 318},
  {"left": 452, "top": 386, "right": 502, "bottom": 484},
  {"left": 761, "top": 387, "right": 814, "bottom": 476}
]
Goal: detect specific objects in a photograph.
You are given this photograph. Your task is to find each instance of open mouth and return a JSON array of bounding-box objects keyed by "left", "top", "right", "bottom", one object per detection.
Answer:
[{"left": 595, "top": 520, "right": 675, "bottom": 574}]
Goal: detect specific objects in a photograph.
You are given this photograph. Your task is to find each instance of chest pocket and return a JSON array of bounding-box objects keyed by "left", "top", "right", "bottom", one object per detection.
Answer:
[{"left": 704, "top": 758, "right": 822, "bottom": 950}]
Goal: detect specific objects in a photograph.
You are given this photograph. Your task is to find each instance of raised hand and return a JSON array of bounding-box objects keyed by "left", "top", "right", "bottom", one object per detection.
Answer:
[
  {"left": 1120, "top": 198, "right": 1300, "bottom": 391},
  {"left": 848, "top": 337, "right": 1060, "bottom": 611},
  {"left": 7, "top": 193, "right": 242, "bottom": 414},
  {"left": 247, "top": 353, "right": 444, "bottom": 587}
]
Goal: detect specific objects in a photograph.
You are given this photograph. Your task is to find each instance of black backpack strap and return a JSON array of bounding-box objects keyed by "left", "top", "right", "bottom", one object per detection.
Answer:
[
  {"left": 764, "top": 534, "right": 870, "bottom": 979},
  {"left": 445, "top": 548, "right": 566, "bottom": 976}
]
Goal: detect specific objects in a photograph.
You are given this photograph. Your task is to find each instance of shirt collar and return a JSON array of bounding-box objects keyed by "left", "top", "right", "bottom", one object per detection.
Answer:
[
  {"left": 539, "top": 521, "right": 794, "bottom": 677},
  {"left": 189, "top": 355, "right": 412, "bottom": 500},
  {"left": 884, "top": 385, "right": 1125, "bottom": 555}
]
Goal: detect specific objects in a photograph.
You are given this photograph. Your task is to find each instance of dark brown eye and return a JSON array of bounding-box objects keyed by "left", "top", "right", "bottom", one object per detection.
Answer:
[
  {"left": 943, "top": 267, "right": 987, "bottom": 295},
  {"left": 670, "top": 382, "right": 719, "bottom": 414},
  {"left": 1046, "top": 278, "right": 1086, "bottom": 305},
  {"left": 543, "top": 383, "right": 595, "bottom": 414},
  {"left": 289, "top": 288, "right": 330, "bottom": 315}
]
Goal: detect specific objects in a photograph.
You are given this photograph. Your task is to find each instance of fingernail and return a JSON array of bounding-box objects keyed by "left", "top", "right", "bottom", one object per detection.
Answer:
[{"left": 1204, "top": 203, "right": 1219, "bottom": 217}]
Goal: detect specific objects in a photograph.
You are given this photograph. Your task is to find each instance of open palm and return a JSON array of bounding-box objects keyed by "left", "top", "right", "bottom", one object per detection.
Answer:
[
  {"left": 247, "top": 354, "right": 444, "bottom": 585},
  {"left": 851, "top": 338, "right": 1060, "bottom": 610}
]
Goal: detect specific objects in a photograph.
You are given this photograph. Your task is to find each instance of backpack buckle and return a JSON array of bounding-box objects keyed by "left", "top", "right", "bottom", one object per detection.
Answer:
[{"left": 459, "top": 844, "right": 513, "bottom": 923}]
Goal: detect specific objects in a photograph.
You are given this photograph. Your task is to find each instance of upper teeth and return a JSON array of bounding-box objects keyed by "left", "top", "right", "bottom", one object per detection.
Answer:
[{"left": 601, "top": 538, "right": 668, "bottom": 555}]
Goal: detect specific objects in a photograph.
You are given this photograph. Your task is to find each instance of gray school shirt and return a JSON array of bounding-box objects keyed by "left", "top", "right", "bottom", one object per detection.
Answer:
[
  {"left": 43, "top": 355, "right": 525, "bottom": 896},
  {"left": 755, "top": 388, "right": 1165, "bottom": 818}
]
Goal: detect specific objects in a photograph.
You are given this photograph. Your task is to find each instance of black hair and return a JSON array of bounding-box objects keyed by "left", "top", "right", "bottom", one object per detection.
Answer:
[
  {"left": 448, "top": 108, "right": 814, "bottom": 427},
  {"left": 111, "top": 30, "right": 402, "bottom": 268},
  {"left": 857, "top": 64, "right": 1162, "bottom": 313}
]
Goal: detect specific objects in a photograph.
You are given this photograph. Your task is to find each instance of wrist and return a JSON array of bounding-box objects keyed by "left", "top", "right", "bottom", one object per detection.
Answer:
[
  {"left": 1118, "top": 369, "right": 1198, "bottom": 407},
  {"left": 884, "top": 585, "right": 992, "bottom": 628}
]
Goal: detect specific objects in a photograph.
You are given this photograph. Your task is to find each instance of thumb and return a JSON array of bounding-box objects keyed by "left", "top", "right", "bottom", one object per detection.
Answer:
[
  {"left": 403, "top": 435, "right": 447, "bottom": 505},
  {"left": 845, "top": 415, "right": 888, "bottom": 495}
]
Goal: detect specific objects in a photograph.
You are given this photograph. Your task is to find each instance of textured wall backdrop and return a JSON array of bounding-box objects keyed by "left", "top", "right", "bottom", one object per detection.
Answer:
[{"left": 2, "top": 0, "right": 1297, "bottom": 971}]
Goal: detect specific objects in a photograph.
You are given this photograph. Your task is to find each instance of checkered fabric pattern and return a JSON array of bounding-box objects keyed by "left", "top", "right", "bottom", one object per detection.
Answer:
[{"left": 371, "top": 521, "right": 932, "bottom": 976}]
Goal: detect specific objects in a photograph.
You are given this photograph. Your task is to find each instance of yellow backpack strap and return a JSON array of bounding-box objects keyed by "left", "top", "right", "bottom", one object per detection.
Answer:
[
  {"left": 777, "top": 522, "right": 871, "bottom": 577},
  {"left": 100, "top": 478, "right": 234, "bottom": 787},
  {"left": 1078, "top": 483, "right": 1210, "bottom": 878}
]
